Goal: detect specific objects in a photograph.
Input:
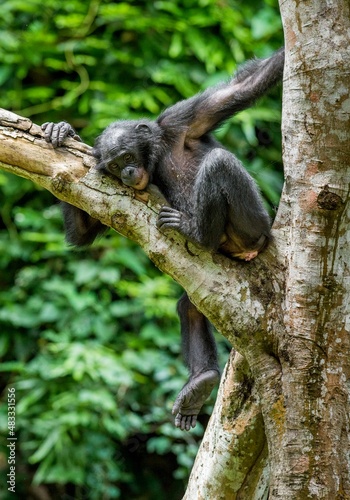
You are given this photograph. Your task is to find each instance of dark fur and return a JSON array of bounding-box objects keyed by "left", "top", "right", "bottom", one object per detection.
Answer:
[{"left": 42, "top": 48, "right": 284, "bottom": 430}]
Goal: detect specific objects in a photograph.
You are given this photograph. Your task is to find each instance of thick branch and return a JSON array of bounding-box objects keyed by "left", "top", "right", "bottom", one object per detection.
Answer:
[
  {"left": 0, "top": 108, "right": 282, "bottom": 346},
  {"left": 184, "top": 352, "right": 269, "bottom": 499},
  {"left": 264, "top": 2, "right": 350, "bottom": 497}
]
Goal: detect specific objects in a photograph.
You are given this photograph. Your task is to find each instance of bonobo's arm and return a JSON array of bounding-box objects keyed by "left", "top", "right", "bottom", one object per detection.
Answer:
[
  {"left": 41, "top": 122, "right": 107, "bottom": 246},
  {"left": 61, "top": 203, "right": 107, "bottom": 246},
  {"left": 158, "top": 47, "right": 284, "bottom": 139}
]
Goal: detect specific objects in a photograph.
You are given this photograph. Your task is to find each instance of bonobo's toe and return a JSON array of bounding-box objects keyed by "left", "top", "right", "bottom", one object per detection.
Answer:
[{"left": 174, "top": 413, "right": 197, "bottom": 431}]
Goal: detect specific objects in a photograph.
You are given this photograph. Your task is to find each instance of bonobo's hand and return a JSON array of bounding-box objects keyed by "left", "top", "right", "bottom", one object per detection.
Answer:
[
  {"left": 157, "top": 206, "right": 191, "bottom": 236},
  {"left": 41, "top": 121, "right": 81, "bottom": 148}
]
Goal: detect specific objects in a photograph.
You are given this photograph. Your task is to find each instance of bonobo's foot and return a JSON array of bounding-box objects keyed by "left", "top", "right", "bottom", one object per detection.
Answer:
[
  {"left": 172, "top": 370, "right": 220, "bottom": 431},
  {"left": 243, "top": 250, "right": 259, "bottom": 261},
  {"left": 234, "top": 250, "right": 259, "bottom": 261},
  {"left": 233, "top": 234, "right": 268, "bottom": 261}
]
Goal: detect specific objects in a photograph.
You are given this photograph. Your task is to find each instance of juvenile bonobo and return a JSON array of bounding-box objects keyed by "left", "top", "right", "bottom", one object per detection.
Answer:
[{"left": 42, "top": 47, "right": 284, "bottom": 430}]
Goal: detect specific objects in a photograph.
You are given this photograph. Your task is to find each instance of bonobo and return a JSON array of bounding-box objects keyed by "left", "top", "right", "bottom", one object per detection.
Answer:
[{"left": 42, "top": 47, "right": 284, "bottom": 431}]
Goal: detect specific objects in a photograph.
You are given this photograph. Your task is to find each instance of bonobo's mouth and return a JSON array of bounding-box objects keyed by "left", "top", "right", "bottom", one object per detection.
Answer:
[
  {"left": 122, "top": 168, "right": 150, "bottom": 190},
  {"left": 132, "top": 170, "right": 150, "bottom": 190}
]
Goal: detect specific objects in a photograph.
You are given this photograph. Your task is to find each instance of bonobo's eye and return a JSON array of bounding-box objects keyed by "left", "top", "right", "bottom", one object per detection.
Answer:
[
  {"left": 123, "top": 153, "right": 134, "bottom": 163},
  {"left": 107, "top": 162, "right": 121, "bottom": 175}
]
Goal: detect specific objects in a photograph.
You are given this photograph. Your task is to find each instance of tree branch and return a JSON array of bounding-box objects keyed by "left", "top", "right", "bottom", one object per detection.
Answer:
[{"left": 0, "top": 108, "right": 282, "bottom": 347}]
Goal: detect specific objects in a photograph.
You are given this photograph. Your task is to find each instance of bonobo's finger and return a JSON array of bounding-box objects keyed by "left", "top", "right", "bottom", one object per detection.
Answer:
[
  {"left": 50, "top": 124, "right": 61, "bottom": 148},
  {"left": 159, "top": 206, "right": 177, "bottom": 216},
  {"left": 157, "top": 207, "right": 181, "bottom": 229},
  {"left": 58, "top": 122, "right": 73, "bottom": 146},
  {"left": 42, "top": 122, "right": 55, "bottom": 144},
  {"left": 158, "top": 219, "right": 180, "bottom": 230}
]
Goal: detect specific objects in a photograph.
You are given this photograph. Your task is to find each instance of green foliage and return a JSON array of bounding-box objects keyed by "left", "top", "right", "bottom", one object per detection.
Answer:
[{"left": 0, "top": 0, "right": 283, "bottom": 498}]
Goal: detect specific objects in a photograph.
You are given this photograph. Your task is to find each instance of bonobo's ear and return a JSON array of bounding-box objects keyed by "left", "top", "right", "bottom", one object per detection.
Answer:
[
  {"left": 135, "top": 123, "right": 152, "bottom": 135},
  {"left": 92, "top": 141, "right": 102, "bottom": 161},
  {"left": 92, "top": 147, "right": 101, "bottom": 160}
]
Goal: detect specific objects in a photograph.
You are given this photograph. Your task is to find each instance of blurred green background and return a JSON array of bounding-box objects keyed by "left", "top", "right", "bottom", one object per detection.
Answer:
[{"left": 0, "top": 0, "right": 283, "bottom": 498}]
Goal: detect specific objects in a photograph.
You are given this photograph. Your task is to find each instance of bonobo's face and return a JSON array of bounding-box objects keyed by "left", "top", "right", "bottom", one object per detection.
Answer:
[
  {"left": 104, "top": 143, "right": 150, "bottom": 190},
  {"left": 93, "top": 121, "right": 153, "bottom": 190}
]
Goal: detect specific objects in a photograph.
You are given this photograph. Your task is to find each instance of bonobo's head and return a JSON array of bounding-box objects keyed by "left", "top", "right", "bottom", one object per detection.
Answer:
[{"left": 93, "top": 119, "right": 162, "bottom": 190}]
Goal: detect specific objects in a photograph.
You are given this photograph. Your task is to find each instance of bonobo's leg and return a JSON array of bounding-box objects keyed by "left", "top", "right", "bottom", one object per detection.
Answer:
[
  {"left": 158, "top": 148, "right": 271, "bottom": 257},
  {"left": 61, "top": 202, "right": 107, "bottom": 246},
  {"left": 173, "top": 293, "right": 220, "bottom": 431}
]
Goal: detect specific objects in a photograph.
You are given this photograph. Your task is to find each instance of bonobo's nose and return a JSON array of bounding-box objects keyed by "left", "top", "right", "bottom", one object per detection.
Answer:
[{"left": 124, "top": 166, "right": 135, "bottom": 178}]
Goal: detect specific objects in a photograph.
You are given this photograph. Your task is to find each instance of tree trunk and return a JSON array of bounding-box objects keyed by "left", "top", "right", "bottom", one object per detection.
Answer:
[
  {"left": 185, "top": 1, "right": 350, "bottom": 498},
  {"left": 269, "top": 1, "right": 350, "bottom": 496}
]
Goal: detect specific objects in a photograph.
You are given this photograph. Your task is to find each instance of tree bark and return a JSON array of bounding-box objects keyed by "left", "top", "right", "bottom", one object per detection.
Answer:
[{"left": 1, "top": 1, "right": 350, "bottom": 493}]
